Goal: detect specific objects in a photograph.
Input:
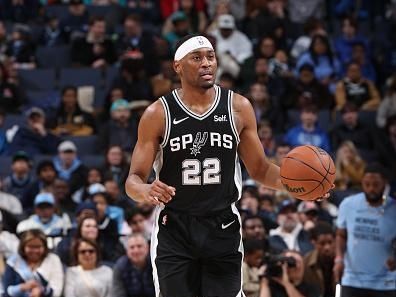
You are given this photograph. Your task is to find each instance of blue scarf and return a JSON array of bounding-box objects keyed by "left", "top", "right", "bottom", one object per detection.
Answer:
[{"left": 53, "top": 157, "right": 81, "bottom": 180}]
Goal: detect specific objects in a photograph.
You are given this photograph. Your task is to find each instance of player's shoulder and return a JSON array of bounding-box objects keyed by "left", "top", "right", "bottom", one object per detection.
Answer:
[
  {"left": 140, "top": 99, "right": 166, "bottom": 122},
  {"left": 339, "top": 192, "right": 365, "bottom": 208},
  {"left": 231, "top": 91, "right": 252, "bottom": 112}
]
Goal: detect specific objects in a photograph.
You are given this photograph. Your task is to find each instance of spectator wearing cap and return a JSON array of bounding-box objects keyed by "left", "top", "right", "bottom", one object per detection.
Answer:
[
  {"left": 335, "top": 62, "right": 380, "bottom": 111},
  {"left": 268, "top": 199, "right": 313, "bottom": 255},
  {"left": 8, "top": 107, "right": 60, "bottom": 156},
  {"left": 331, "top": 102, "right": 376, "bottom": 153},
  {"left": 284, "top": 104, "right": 331, "bottom": 152},
  {"left": 112, "top": 234, "right": 155, "bottom": 297},
  {"left": 16, "top": 193, "right": 70, "bottom": 241},
  {"left": 88, "top": 183, "right": 123, "bottom": 235},
  {"left": 53, "top": 140, "right": 88, "bottom": 195},
  {"left": 21, "top": 160, "right": 57, "bottom": 215},
  {"left": 98, "top": 99, "right": 138, "bottom": 153},
  {"left": 281, "top": 63, "right": 334, "bottom": 111},
  {"left": 71, "top": 15, "right": 116, "bottom": 68},
  {"left": 2, "top": 151, "right": 33, "bottom": 200},
  {"left": 163, "top": 11, "right": 191, "bottom": 51},
  {"left": 210, "top": 14, "right": 253, "bottom": 78}
]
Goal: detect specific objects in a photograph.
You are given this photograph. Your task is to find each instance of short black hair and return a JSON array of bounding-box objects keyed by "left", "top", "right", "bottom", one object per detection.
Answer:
[
  {"left": 244, "top": 238, "right": 265, "bottom": 255},
  {"left": 309, "top": 221, "right": 335, "bottom": 240},
  {"left": 61, "top": 85, "right": 77, "bottom": 96},
  {"left": 36, "top": 160, "right": 56, "bottom": 175},
  {"left": 364, "top": 163, "right": 389, "bottom": 179},
  {"left": 242, "top": 215, "right": 263, "bottom": 229}
]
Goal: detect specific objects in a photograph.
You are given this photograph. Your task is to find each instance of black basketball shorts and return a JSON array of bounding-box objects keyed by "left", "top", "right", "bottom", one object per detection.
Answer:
[{"left": 150, "top": 205, "right": 245, "bottom": 297}]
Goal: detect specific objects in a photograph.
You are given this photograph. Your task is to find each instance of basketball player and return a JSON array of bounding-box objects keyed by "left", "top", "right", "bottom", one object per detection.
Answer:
[{"left": 125, "top": 34, "right": 288, "bottom": 297}]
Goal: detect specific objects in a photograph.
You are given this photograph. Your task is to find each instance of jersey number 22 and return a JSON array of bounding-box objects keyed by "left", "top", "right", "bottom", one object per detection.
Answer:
[{"left": 182, "top": 158, "right": 221, "bottom": 185}]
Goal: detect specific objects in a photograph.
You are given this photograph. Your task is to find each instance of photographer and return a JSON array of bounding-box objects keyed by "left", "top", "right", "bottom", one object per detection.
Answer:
[{"left": 259, "top": 251, "right": 321, "bottom": 297}]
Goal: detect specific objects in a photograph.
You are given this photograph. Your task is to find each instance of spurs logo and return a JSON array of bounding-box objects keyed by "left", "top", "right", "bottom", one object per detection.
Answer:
[{"left": 190, "top": 132, "right": 208, "bottom": 156}]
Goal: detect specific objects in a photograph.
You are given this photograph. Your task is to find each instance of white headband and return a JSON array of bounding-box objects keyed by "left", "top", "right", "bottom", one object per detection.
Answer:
[{"left": 174, "top": 36, "right": 214, "bottom": 61}]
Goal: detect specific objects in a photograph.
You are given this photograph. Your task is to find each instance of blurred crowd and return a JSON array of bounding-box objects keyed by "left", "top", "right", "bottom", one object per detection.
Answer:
[{"left": 0, "top": 0, "right": 395, "bottom": 297}]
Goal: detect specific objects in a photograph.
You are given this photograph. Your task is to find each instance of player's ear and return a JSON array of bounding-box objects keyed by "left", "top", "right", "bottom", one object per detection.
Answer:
[{"left": 174, "top": 60, "right": 181, "bottom": 75}]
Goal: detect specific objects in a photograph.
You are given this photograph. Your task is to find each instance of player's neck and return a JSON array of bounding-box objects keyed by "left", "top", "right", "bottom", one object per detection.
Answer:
[{"left": 177, "top": 85, "right": 216, "bottom": 106}]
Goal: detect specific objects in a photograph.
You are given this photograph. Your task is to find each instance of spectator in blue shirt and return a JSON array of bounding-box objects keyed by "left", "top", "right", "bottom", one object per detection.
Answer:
[
  {"left": 284, "top": 105, "right": 331, "bottom": 152},
  {"left": 296, "top": 34, "right": 341, "bottom": 93}
]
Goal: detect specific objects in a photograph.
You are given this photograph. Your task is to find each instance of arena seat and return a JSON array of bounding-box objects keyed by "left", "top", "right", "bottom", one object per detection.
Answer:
[
  {"left": 59, "top": 68, "right": 104, "bottom": 88},
  {"left": 80, "top": 154, "right": 105, "bottom": 168},
  {"left": 0, "top": 156, "right": 12, "bottom": 178},
  {"left": 18, "top": 69, "right": 56, "bottom": 91},
  {"left": 36, "top": 45, "right": 71, "bottom": 69},
  {"left": 63, "top": 135, "right": 99, "bottom": 155}
]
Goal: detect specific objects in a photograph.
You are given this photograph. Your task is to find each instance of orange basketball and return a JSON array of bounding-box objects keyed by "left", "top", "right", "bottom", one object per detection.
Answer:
[{"left": 280, "top": 145, "right": 336, "bottom": 201}]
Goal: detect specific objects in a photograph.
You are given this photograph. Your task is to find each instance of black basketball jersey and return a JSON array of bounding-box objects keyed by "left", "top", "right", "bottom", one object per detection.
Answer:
[{"left": 153, "top": 85, "right": 242, "bottom": 216}]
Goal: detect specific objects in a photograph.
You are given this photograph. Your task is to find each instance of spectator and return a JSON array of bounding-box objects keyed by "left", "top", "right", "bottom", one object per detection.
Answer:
[
  {"left": 334, "top": 164, "right": 396, "bottom": 296},
  {"left": 101, "top": 87, "right": 125, "bottom": 121},
  {"left": 243, "top": 239, "right": 266, "bottom": 297},
  {"left": 17, "top": 193, "right": 70, "bottom": 239},
  {"left": 8, "top": 107, "right": 60, "bottom": 157},
  {"left": 350, "top": 41, "right": 376, "bottom": 83},
  {"left": 271, "top": 142, "right": 291, "bottom": 167},
  {"left": 112, "top": 234, "right": 155, "bottom": 297},
  {"left": 3, "top": 229, "right": 64, "bottom": 297},
  {"left": 163, "top": 11, "right": 191, "bottom": 51},
  {"left": 296, "top": 34, "right": 341, "bottom": 92},
  {"left": 64, "top": 238, "right": 112, "bottom": 297},
  {"left": 52, "top": 177, "right": 77, "bottom": 219},
  {"left": 206, "top": 0, "right": 232, "bottom": 33},
  {"left": 2, "top": 151, "right": 33, "bottom": 200},
  {"left": 179, "top": 0, "right": 207, "bottom": 33},
  {"left": 56, "top": 215, "right": 96, "bottom": 266},
  {"left": 50, "top": 86, "right": 95, "bottom": 137},
  {"left": 282, "top": 63, "right": 334, "bottom": 110},
  {"left": 89, "top": 183, "right": 123, "bottom": 236},
  {"left": 101, "top": 145, "right": 129, "bottom": 188},
  {"left": 257, "top": 121, "right": 277, "bottom": 158},
  {"left": 1, "top": 0, "right": 40, "bottom": 23},
  {"left": 110, "top": 57, "right": 154, "bottom": 103},
  {"left": 71, "top": 16, "right": 116, "bottom": 68},
  {"left": 98, "top": 99, "right": 138, "bottom": 153},
  {"left": 72, "top": 167, "right": 103, "bottom": 204},
  {"left": 39, "top": 15, "right": 67, "bottom": 47},
  {"left": 0, "top": 218, "right": 19, "bottom": 259},
  {"left": 259, "top": 250, "right": 321, "bottom": 297},
  {"left": 151, "top": 59, "right": 176, "bottom": 98},
  {"left": 123, "top": 208, "right": 151, "bottom": 241},
  {"left": 116, "top": 14, "right": 159, "bottom": 77},
  {"left": 334, "top": 16, "right": 370, "bottom": 65},
  {"left": 335, "top": 62, "right": 380, "bottom": 111},
  {"left": 304, "top": 222, "right": 336, "bottom": 297},
  {"left": 0, "top": 62, "right": 24, "bottom": 113},
  {"left": 59, "top": 0, "right": 90, "bottom": 41},
  {"left": 269, "top": 199, "right": 313, "bottom": 255},
  {"left": 297, "top": 201, "right": 320, "bottom": 231},
  {"left": 21, "top": 160, "right": 57, "bottom": 214},
  {"left": 284, "top": 105, "right": 331, "bottom": 152},
  {"left": 290, "top": 18, "right": 326, "bottom": 61},
  {"left": 5, "top": 25, "right": 36, "bottom": 69},
  {"left": 210, "top": 14, "right": 253, "bottom": 77},
  {"left": 53, "top": 140, "right": 88, "bottom": 195},
  {"left": 334, "top": 141, "right": 365, "bottom": 191},
  {"left": 288, "top": 0, "right": 325, "bottom": 28},
  {"left": 375, "top": 116, "right": 396, "bottom": 180},
  {"left": 249, "top": 83, "right": 277, "bottom": 126},
  {"left": 377, "top": 75, "right": 396, "bottom": 128},
  {"left": 331, "top": 102, "right": 375, "bottom": 152}
]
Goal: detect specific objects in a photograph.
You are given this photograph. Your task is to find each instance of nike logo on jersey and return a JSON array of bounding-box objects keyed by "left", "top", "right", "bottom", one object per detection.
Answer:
[
  {"left": 221, "top": 220, "right": 235, "bottom": 229},
  {"left": 173, "top": 117, "right": 189, "bottom": 125}
]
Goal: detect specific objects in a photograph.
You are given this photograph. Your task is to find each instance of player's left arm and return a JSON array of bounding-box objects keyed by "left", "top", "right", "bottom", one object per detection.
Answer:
[{"left": 234, "top": 93, "right": 284, "bottom": 191}]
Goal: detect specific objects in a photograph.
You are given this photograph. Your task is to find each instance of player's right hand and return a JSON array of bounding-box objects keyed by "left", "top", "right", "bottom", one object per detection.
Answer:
[
  {"left": 333, "top": 262, "right": 344, "bottom": 283},
  {"left": 144, "top": 180, "right": 176, "bottom": 206}
]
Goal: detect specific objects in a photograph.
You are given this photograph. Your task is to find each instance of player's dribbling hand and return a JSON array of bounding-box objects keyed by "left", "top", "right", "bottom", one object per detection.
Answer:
[
  {"left": 316, "top": 184, "right": 335, "bottom": 201},
  {"left": 145, "top": 180, "right": 176, "bottom": 206}
]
